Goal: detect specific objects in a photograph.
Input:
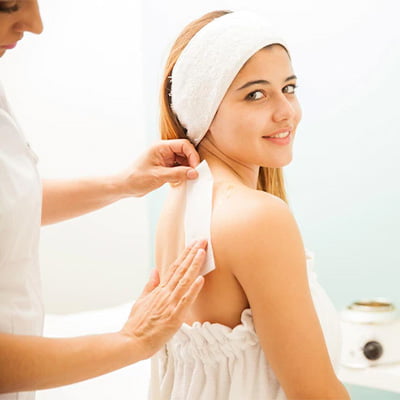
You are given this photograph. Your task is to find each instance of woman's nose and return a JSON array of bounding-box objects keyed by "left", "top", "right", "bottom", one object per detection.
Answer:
[
  {"left": 14, "top": 2, "right": 43, "bottom": 35},
  {"left": 271, "top": 94, "right": 296, "bottom": 123}
]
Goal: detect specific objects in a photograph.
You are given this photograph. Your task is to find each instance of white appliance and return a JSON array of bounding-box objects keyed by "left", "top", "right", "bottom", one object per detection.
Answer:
[{"left": 340, "top": 298, "right": 400, "bottom": 368}]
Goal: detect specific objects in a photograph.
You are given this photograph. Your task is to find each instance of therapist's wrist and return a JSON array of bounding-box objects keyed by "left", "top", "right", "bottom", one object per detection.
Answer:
[
  {"left": 101, "top": 173, "right": 132, "bottom": 201},
  {"left": 111, "top": 167, "right": 157, "bottom": 199},
  {"left": 114, "top": 331, "right": 153, "bottom": 364}
]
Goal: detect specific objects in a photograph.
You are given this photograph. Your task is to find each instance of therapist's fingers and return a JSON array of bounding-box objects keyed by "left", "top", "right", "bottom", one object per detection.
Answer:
[
  {"left": 118, "top": 139, "right": 200, "bottom": 198},
  {"left": 119, "top": 241, "right": 207, "bottom": 359},
  {"left": 173, "top": 272, "right": 204, "bottom": 319},
  {"left": 161, "top": 240, "right": 207, "bottom": 287},
  {"left": 157, "top": 139, "right": 200, "bottom": 184},
  {"left": 159, "top": 139, "right": 201, "bottom": 169},
  {"left": 168, "top": 247, "right": 206, "bottom": 304},
  {"left": 139, "top": 269, "right": 160, "bottom": 298},
  {"left": 155, "top": 139, "right": 200, "bottom": 184},
  {"left": 158, "top": 165, "right": 199, "bottom": 185},
  {"left": 164, "top": 245, "right": 207, "bottom": 301}
]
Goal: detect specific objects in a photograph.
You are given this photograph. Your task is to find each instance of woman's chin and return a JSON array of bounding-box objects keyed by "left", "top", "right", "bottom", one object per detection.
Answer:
[{"left": 261, "top": 154, "right": 293, "bottom": 168}]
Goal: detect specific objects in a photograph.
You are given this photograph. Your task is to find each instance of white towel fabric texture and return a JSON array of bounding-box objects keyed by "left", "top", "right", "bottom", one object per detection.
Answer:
[{"left": 170, "top": 11, "right": 288, "bottom": 146}]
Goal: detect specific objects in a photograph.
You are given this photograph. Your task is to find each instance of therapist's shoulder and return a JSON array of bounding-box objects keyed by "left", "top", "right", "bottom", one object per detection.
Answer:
[{"left": 211, "top": 184, "right": 303, "bottom": 268}]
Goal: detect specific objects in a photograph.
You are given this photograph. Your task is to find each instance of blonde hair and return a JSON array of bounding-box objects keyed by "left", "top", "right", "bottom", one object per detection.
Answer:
[{"left": 159, "top": 10, "right": 288, "bottom": 202}]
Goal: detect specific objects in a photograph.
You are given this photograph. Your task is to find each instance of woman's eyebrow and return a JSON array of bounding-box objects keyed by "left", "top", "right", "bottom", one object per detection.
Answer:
[{"left": 236, "top": 75, "right": 297, "bottom": 91}]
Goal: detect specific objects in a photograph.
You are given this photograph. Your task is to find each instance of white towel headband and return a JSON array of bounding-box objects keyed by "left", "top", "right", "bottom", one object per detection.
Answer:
[{"left": 170, "top": 11, "right": 288, "bottom": 146}]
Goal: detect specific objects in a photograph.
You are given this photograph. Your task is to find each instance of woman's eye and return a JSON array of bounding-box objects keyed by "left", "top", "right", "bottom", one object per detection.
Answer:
[
  {"left": 246, "top": 90, "right": 265, "bottom": 101},
  {"left": 283, "top": 84, "right": 297, "bottom": 94},
  {"left": 0, "top": 1, "right": 19, "bottom": 13}
]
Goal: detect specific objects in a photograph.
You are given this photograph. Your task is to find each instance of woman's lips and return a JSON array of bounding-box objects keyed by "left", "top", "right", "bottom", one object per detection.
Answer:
[
  {"left": 262, "top": 131, "right": 292, "bottom": 145},
  {"left": 1, "top": 43, "right": 17, "bottom": 49}
]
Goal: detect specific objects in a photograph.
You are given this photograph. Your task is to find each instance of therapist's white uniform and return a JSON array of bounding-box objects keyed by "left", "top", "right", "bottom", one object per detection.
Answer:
[{"left": 0, "top": 83, "right": 44, "bottom": 400}]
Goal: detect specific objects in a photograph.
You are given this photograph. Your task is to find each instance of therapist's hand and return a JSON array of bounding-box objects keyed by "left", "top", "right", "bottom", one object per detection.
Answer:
[
  {"left": 41, "top": 139, "right": 199, "bottom": 225},
  {"left": 120, "top": 240, "right": 206, "bottom": 359},
  {"left": 118, "top": 139, "right": 200, "bottom": 197}
]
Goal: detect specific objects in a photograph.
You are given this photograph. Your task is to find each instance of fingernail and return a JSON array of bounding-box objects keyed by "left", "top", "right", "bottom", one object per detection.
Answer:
[
  {"left": 195, "top": 248, "right": 205, "bottom": 257},
  {"left": 195, "top": 276, "right": 204, "bottom": 285},
  {"left": 187, "top": 169, "right": 198, "bottom": 179},
  {"left": 196, "top": 239, "right": 207, "bottom": 249}
]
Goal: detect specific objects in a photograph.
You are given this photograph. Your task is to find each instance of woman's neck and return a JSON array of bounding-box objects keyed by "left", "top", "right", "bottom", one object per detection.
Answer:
[{"left": 198, "top": 140, "right": 259, "bottom": 189}]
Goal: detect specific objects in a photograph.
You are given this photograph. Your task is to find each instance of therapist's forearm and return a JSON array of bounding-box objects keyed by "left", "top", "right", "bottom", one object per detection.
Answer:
[
  {"left": 41, "top": 140, "right": 202, "bottom": 225},
  {"left": 41, "top": 177, "right": 126, "bottom": 225},
  {"left": 0, "top": 331, "right": 144, "bottom": 393}
]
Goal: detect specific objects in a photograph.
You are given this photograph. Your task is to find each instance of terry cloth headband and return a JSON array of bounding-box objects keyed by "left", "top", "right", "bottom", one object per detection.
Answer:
[{"left": 170, "top": 11, "right": 288, "bottom": 146}]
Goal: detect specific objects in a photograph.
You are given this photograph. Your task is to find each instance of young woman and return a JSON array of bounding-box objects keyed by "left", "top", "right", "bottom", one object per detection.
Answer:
[
  {"left": 0, "top": 1, "right": 206, "bottom": 399},
  {"left": 152, "top": 10, "right": 350, "bottom": 400}
]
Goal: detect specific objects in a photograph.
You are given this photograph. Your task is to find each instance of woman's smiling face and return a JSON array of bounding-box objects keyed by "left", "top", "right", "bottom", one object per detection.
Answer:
[{"left": 206, "top": 44, "right": 302, "bottom": 169}]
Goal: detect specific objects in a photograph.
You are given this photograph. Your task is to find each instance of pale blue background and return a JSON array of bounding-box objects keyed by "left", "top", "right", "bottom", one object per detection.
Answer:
[{"left": 142, "top": 1, "right": 400, "bottom": 398}]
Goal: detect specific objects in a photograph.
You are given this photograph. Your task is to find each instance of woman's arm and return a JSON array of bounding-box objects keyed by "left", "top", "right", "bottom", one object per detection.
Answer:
[
  {"left": 41, "top": 140, "right": 199, "bottom": 225},
  {"left": 0, "top": 241, "right": 205, "bottom": 393},
  {"left": 213, "top": 191, "right": 350, "bottom": 400}
]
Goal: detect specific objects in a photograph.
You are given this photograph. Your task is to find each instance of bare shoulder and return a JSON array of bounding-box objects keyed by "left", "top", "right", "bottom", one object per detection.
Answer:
[
  {"left": 211, "top": 182, "right": 307, "bottom": 301},
  {"left": 212, "top": 185, "right": 346, "bottom": 398},
  {"left": 211, "top": 185, "right": 304, "bottom": 273},
  {"left": 213, "top": 184, "right": 292, "bottom": 227},
  {"left": 211, "top": 184, "right": 309, "bottom": 313}
]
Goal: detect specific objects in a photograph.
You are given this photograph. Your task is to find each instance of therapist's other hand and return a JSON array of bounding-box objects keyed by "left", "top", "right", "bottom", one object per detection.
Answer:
[
  {"left": 118, "top": 139, "right": 200, "bottom": 197},
  {"left": 120, "top": 240, "right": 206, "bottom": 359}
]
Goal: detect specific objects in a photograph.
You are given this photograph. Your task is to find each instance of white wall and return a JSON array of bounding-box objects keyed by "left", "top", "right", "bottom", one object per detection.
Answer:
[{"left": 0, "top": 0, "right": 149, "bottom": 313}]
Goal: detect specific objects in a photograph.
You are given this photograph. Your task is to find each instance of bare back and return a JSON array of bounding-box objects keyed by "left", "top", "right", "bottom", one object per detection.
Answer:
[
  {"left": 153, "top": 163, "right": 347, "bottom": 399},
  {"left": 155, "top": 180, "right": 249, "bottom": 328}
]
